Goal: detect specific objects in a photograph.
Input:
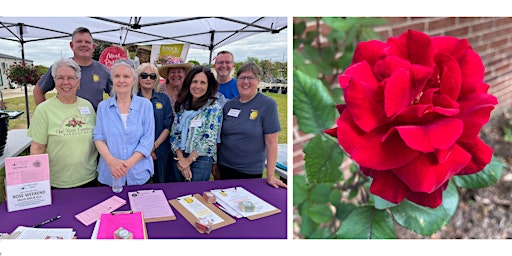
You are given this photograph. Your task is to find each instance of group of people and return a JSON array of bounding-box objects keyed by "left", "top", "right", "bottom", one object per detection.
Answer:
[{"left": 27, "top": 26, "right": 287, "bottom": 191}]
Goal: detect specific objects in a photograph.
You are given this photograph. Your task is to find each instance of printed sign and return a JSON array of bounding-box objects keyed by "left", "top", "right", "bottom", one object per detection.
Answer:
[
  {"left": 5, "top": 154, "right": 52, "bottom": 212},
  {"left": 99, "top": 46, "right": 128, "bottom": 69}
]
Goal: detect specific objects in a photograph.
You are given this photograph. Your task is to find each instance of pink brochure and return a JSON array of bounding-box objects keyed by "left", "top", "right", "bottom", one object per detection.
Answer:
[
  {"left": 5, "top": 154, "right": 52, "bottom": 212},
  {"left": 5, "top": 154, "right": 50, "bottom": 186},
  {"left": 74, "top": 195, "right": 126, "bottom": 226}
]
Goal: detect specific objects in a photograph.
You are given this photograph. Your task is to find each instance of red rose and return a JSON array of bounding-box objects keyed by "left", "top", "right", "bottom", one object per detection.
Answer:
[{"left": 328, "top": 30, "right": 498, "bottom": 208}]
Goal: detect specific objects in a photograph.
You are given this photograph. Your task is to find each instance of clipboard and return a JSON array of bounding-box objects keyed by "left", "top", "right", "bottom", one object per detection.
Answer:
[
  {"left": 246, "top": 208, "right": 281, "bottom": 220},
  {"left": 128, "top": 190, "right": 176, "bottom": 223},
  {"left": 169, "top": 194, "right": 235, "bottom": 234},
  {"left": 96, "top": 211, "right": 148, "bottom": 239},
  {"left": 212, "top": 187, "right": 281, "bottom": 220}
]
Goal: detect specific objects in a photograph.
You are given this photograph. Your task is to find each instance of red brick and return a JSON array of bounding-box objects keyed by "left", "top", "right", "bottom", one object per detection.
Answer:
[
  {"left": 445, "top": 26, "right": 470, "bottom": 38},
  {"left": 495, "top": 17, "right": 512, "bottom": 27},
  {"left": 428, "top": 17, "right": 456, "bottom": 31},
  {"left": 383, "top": 17, "right": 410, "bottom": 25},
  {"left": 392, "top": 23, "right": 426, "bottom": 36},
  {"left": 472, "top": 20, "right": 495, "bottom": 33}
]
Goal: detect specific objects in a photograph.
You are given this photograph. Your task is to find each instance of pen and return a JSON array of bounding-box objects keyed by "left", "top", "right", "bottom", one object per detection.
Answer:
[
  {"left": 33, "top": 215, "right": 61, "bottom": 228},
  {"left": 214, "top": 203, "right": 238, "bottom": 219}
]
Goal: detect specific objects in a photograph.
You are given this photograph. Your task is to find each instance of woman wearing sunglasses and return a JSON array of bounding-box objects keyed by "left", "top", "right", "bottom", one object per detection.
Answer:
[{"left": 136, "top": 63, "right": 174, "bottom": 183}]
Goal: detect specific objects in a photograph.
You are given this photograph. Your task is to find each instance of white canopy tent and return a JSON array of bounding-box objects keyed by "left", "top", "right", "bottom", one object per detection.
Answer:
[{"left": 0, "top": 16, "right": 287, "bottom": 126}]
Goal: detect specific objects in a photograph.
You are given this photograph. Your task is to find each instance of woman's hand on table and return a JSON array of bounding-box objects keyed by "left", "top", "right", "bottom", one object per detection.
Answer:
[{"left": 267, "top": 176, "right": 287, "bottom": 189}]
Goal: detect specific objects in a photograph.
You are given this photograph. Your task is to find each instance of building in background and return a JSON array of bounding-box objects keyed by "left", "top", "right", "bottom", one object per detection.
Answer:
[{"left": 0, "top": 53, "right": 34, "bottom": 89}]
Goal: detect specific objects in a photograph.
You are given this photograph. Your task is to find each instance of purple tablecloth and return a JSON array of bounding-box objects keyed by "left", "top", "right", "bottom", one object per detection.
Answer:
[{"left": 0, "top": 178, "right": 287, "bottom": 239}]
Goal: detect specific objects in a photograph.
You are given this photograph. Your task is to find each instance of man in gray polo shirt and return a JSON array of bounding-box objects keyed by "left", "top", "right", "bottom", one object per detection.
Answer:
[{"left": 34, "top": 27, "right": 112, "bottom": 111}]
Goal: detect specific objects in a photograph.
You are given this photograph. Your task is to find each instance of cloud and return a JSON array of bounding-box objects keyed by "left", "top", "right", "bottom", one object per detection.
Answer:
[{"left": 0, "top": 28, "right": 288, "bottom": 67}]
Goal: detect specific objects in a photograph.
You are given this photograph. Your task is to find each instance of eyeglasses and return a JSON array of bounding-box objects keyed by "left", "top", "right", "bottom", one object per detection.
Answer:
[
  {"left": 55, "top": 76, "right": 78, "bottom": 83},
  {"left": 215, "top": 61, "right": 233, "bottom": 65},
  {"left": 140, "top": 72, "right": 157, "bottom": 80},
  {"left": 238, "top": 76, "right": 257, "bottom": 82}
]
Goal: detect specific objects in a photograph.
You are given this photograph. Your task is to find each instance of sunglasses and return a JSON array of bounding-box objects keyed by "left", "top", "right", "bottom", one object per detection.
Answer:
[
  {"left": 114, "top": 58, "right": 135, "bottom": 68},
  {"left": 140, "top": 72, "right": 157, "bottom": 80}
]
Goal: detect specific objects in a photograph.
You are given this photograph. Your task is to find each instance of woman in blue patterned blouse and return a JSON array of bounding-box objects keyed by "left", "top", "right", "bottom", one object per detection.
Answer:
[{"left": 170, "top": 66, "right": 222, "bottom": 182}]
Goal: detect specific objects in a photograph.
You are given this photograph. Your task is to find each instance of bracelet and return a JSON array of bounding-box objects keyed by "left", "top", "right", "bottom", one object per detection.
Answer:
[{"left": 192, "top": 157, "right": 196, "bottom": 162}]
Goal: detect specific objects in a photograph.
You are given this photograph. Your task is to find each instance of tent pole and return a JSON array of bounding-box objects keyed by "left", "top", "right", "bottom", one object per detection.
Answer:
[{"left": 19, "top": 23, "right": 30, "bottom": 128}]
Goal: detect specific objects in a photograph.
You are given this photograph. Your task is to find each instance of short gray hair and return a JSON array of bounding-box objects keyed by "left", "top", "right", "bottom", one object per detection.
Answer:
[
  {"left": 51, "top": 58, "right": 81, "bottom": 81},
  {"left": 236, "top": 62, "right": 261, "bottom": 79}
]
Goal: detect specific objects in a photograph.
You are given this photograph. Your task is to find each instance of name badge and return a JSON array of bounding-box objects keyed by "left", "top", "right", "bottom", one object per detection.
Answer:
[
  {"left": 190, "top": 119, "right": 202, "bottom": 127},
  {"left": 227, "top": 108, "right": 240, "bottom": 117},
  {"left": 78, "top": 106, "right": 91, "bottom": 115}
]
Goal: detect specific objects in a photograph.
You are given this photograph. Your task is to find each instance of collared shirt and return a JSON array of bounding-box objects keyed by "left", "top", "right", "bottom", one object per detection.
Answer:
[
  {"left": 93, "top": 94, "right": 155, "bottom": 185},
  {"left": 137, "top": 90, "right": 173, "bottom": 157}
]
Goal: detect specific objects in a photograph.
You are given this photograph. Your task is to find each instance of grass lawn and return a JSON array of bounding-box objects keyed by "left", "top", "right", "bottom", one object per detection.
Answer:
[{"left": 0, "top": 92, "right": 287, "bottom": 203}]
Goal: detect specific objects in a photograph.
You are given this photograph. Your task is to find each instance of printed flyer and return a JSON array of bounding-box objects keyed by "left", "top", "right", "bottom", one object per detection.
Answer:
[{"left": 5, "top": 154, "right": 51, "bottom": 212}]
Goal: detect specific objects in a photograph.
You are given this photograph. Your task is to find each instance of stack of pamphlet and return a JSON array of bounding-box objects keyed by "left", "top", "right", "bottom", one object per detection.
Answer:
[{"left": 5, "top": 226, "right": 76, "bottom": 239}]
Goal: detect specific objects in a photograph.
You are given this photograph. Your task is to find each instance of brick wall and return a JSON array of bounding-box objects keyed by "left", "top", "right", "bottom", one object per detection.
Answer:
[{"left": 292, "top": 17, "right": 512, "bottom": 175}]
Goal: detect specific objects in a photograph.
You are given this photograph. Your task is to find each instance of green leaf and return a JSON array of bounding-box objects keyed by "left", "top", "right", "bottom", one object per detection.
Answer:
[
  {"left": 350, "top": 17, "right": 387, "bottom": 27},
  {"left": 360, "top": 27, "right": 382, "bottom": 41},
  {"left": 337, "top": 51, "right": 354, "bottom": 72},
  {"left": 322, "top": 17, "right": 353, "bottom": 31},
  {"left": 336, "top": 202, "right": 356, "bottom": 222},
  {"left": 300, "top": 213, "right": 319, "bottom": 238},
  {"left": 331, "top": 87, "right": 344, "bottom": 105},
  {"left": 373, "top": 195, "right": 397, "bottom": 210},
  {"left": 304, "top": 135, "right": 344, "bottom": 183},
  {"left": 309, "top": 183, "right": 333, "bottom": 204},
  {"left": 329, "top": 188, "right": 342, "bottom": 206},
  {"left": 336, "top": 206, "right": 396, "bottom": 239},
  {"left": 293, "top": 70, "right": 337, "bottom": 134},
  {"left": 306, "top": 204, "right": 333, "bottom": 224},
  {"left": 391, "top": 181, "right": 458, "bottom": 236},
  {"left": 293, "top": 175, "right": 309, "bottom": 206},
  {"left": 310, "top": 228, "right": 335, "bottom": 239},
  {"left": 453, "top": 156, "right": 505, "bottom": 189}
]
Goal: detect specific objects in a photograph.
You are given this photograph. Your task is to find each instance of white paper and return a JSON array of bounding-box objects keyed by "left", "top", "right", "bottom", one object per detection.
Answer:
[
  {"left": 210, "top": 187, "right": 278, "bottom": 218},
  {"left": 176, "top": 195, "right": 224, "bottom": 224},
  {"left": 12, "top": 226, "right": 75, "bottom": 239},
  {"left": 128, "top": 190, "right": 175, "bottom": 221}
]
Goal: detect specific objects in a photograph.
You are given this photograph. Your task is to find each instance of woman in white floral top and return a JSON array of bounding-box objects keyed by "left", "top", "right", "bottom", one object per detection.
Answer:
[{"left": 170, "top": 66, "right": 222, "bottom": 182}]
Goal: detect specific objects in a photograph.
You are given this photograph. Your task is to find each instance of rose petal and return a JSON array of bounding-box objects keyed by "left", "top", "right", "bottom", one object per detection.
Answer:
[
  {"left": 386, "top": 30, "right": 436, "bottom": 68},
  {"left": 457, "top": 93, "right": 498, "bottom": 142},
  {"left": 368, "top": 170, "right": 411, "bottom": 204},
  {"left": 341, "top": 62, "right": 390, "bottom": 132},
  {"left": 392, "top": 144, "right": 471, "bottom": 193},
  {"left": 349, "top": 126, "right": 419, "bottom": 170},
  {"left": 352, "top": 40, "right": 386, "bottom": 67},
  {"left": 457, "top": 137, "right": 494, "bottom": 175},
  {"left": 394, "top": 118, "right": 463, "bottom": 152},
  {"left": 406, "top": 182, "right": 447, "bottom": 208},
  {"left": 384, "top": 68, "right": 412, "bottom": 117},
  {"left": 435, "top": 53, "right": 462, "bottom": 100},
  {"left": 373, "top": 55, "right": 410, "bottom": 81}
]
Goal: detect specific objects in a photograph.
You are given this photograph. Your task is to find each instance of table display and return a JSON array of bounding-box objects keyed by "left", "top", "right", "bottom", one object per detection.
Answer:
[{"left": 0, "top": 178, "right": 287, "bottom": 239}]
